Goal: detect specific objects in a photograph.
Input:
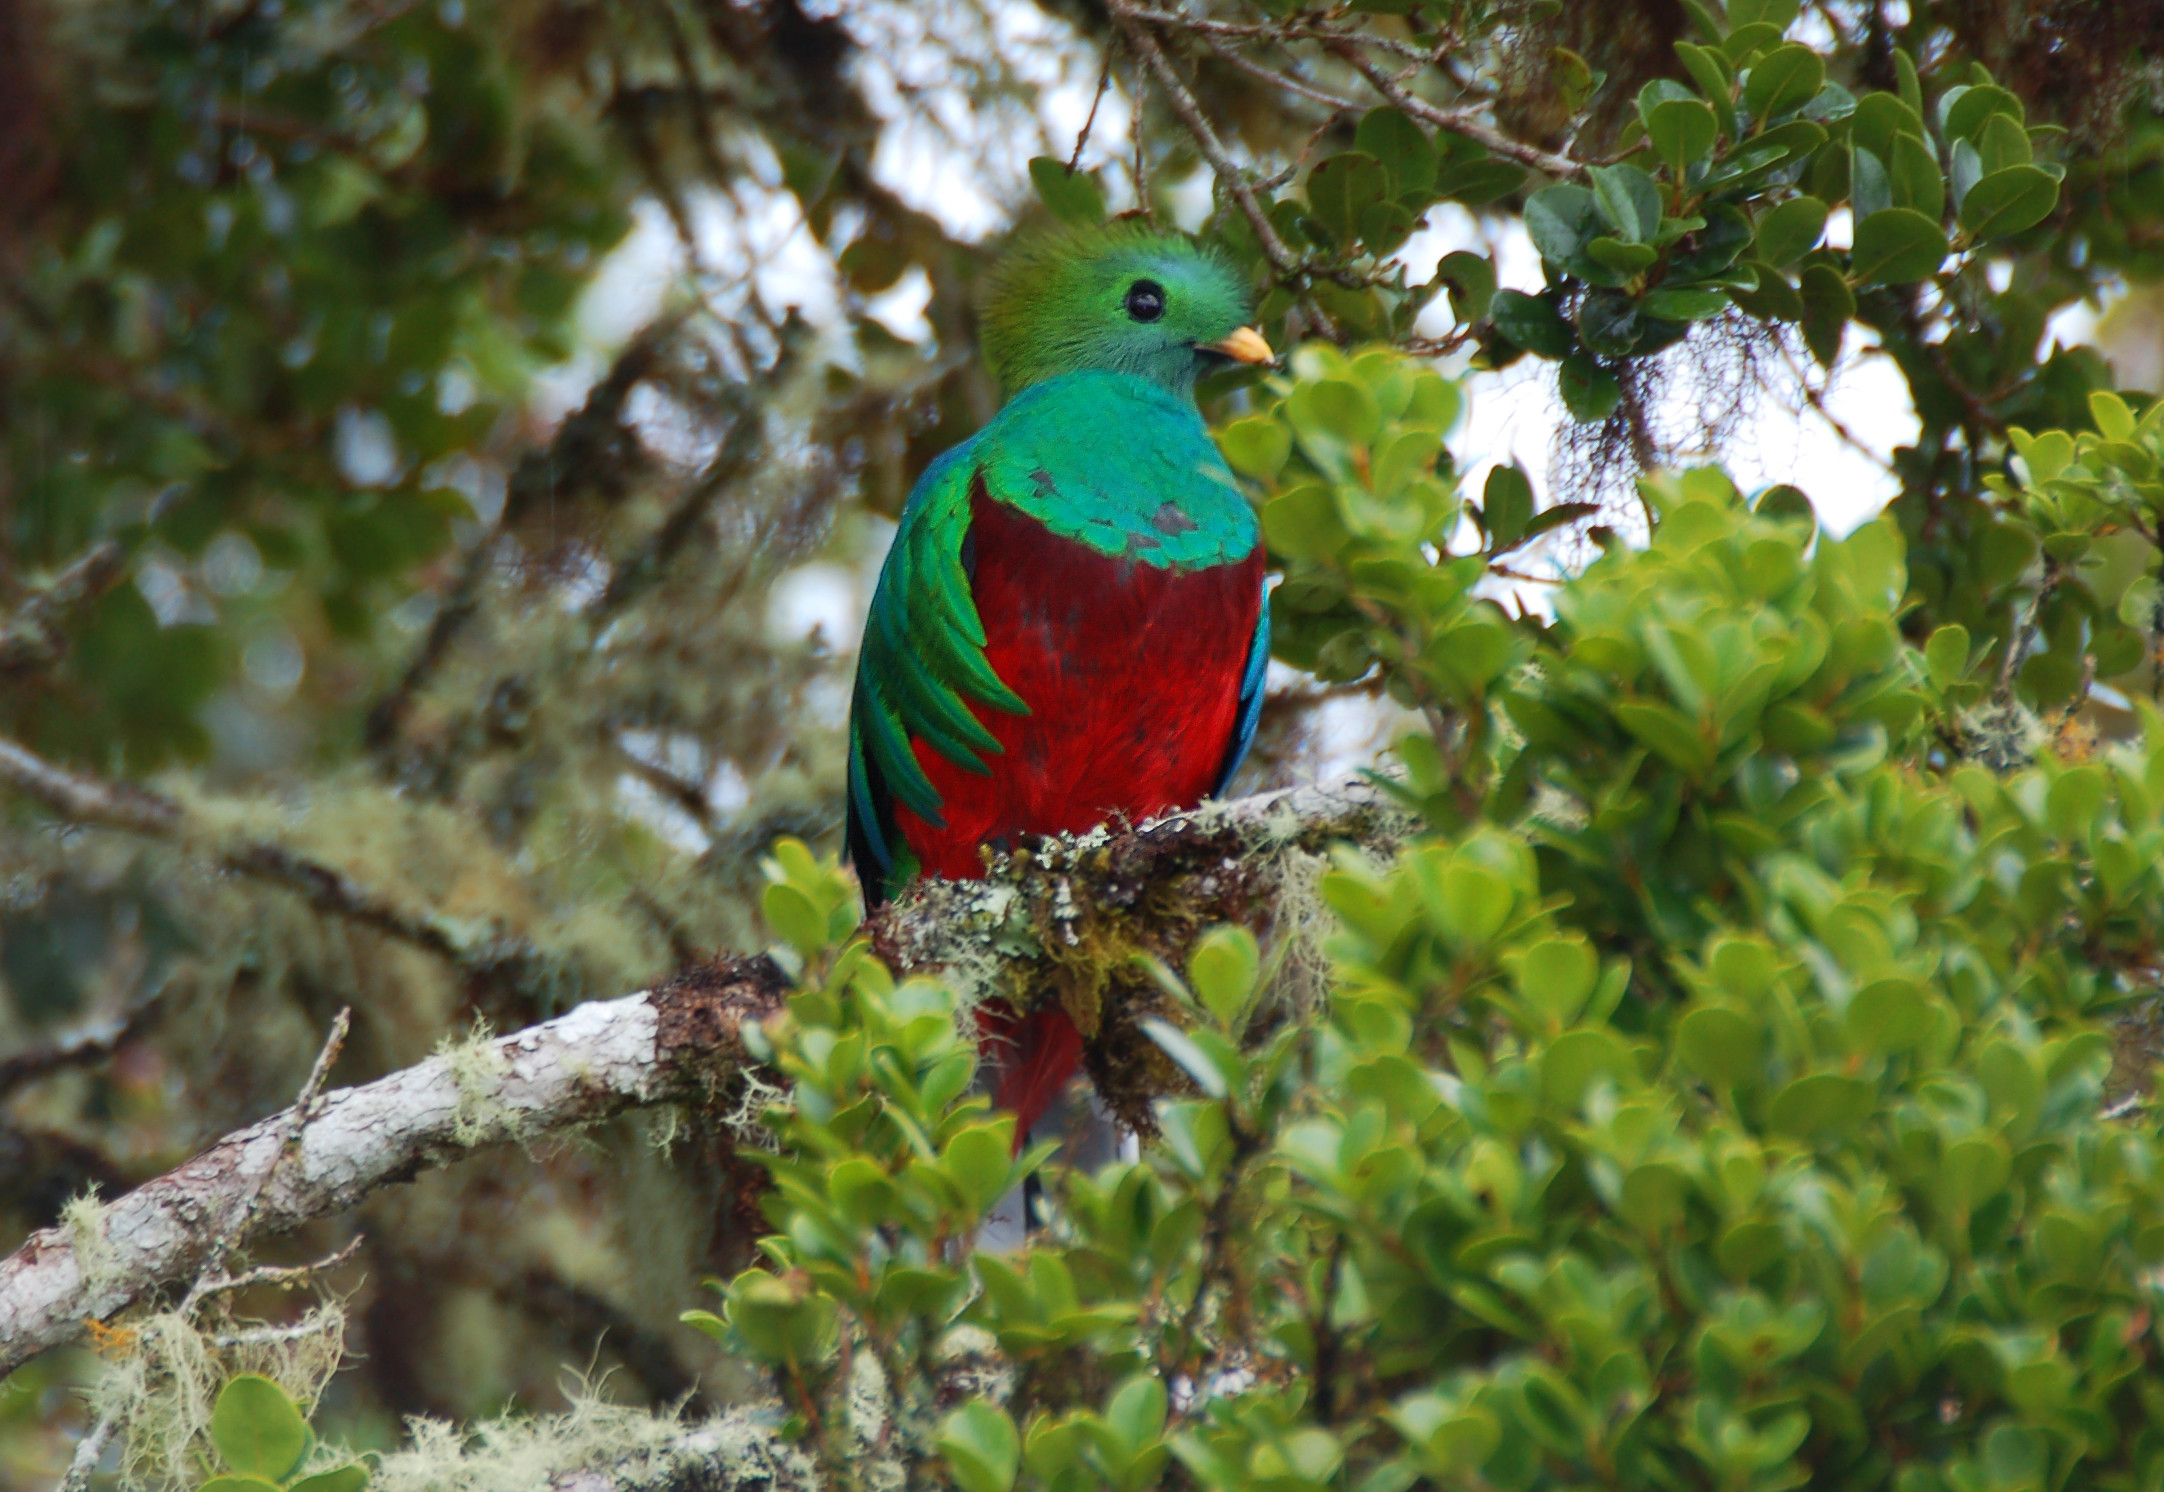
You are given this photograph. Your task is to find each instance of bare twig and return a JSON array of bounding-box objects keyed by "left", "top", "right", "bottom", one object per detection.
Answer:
[
  {"left": 0, "top": 984, "right": 172, "bottom": 1101},
  {"left": 193, "top": 1237, "right": 366, "bottom": 1301},
  {"left": 56, "top": 1407, "right": 119, "bottom": 1492},
  {"left": 1069, "top": 45, "right": 1116, "bottom": 174},
  {"left": 1191, "top": 30, "right": 1364, "bottom": 117},
  {"left": 1110, "top": 5, "right": 1301, "bottom": 275},
  {"left": 1331, "top": 45, "right": 1584, "bottom": 180},
  {"left": 1112, "top": 5, "right": 1438, "bottom": 62},
  {"left": 180, "top": 1010, "right": 352, "bottom": 1319}
]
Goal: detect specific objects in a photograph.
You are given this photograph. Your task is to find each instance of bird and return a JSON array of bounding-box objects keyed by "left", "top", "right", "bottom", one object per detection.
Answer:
[{"left": 845, "top": 218, "right": 1274, "bottom": 1153}]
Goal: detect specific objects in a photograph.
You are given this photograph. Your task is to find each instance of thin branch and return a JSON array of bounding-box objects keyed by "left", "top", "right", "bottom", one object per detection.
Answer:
[
  {"left": 364, "top": 314, "right": 684, "bottom": 755},
  {"left": 0, "top": 539, "right": 131, "bottom": 676},
  {"left": 1069, "top": 44, "right": 1116, "bottom": 174},
  {"left": 592, "top": 378, "right": 772, "bottom": 623},
  {"left": 1331, "top": 44, "right": 1585, "bottom": 180},
  {"left": 1110, "top": 5, "right": 1302, "bottom": 275},
  {"left": 0, "top": 984, "right": 172, "bottom": 1101},
  {"left": 56, "top": 1407, "right": 119, "bottom": 1492},
  {"left": 192, "top": 1238, "right": 366, "bottom": 1300},
  {"left": 1190, "top": 30, "right": 1364, "bottom": 117},
  {"left": 179, "top": 1010, "right": 352, "bottom": 1320},
  {"left": 1112, "top": 5, "right": 1439, "bottom": 62}
]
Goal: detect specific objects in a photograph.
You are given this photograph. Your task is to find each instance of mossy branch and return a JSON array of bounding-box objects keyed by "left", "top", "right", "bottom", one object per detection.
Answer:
[
  {"left": 0, "top": 730, "right": 566, "bottom": 996},
  {"left": 0, "top": 773, "right": 1407, "bottom": 1377},
  {"left": 0, "top": 957, "right": 792, "bottom": 1376}
]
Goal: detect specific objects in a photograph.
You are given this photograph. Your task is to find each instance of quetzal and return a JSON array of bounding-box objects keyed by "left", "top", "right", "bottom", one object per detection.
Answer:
[{"left": 845, "top": 220, "right": 1274, "bottom": 1148}]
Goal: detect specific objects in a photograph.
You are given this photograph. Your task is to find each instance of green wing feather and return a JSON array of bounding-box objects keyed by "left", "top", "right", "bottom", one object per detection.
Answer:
[{"left": 849, "top": 444, "right": 1027, "bottom": 849}]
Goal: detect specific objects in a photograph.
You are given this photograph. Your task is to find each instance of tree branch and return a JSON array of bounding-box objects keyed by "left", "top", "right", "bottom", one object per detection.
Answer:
[
  {"left": 1329, "top": 44, "right": 1585, "bottom": 180},
  {"left": 0, "top": 732, "right": 561, "bottom": 992},
  {"left": 0, "top": 538, "right": 130, "bottom": 675},
  {"left": 1109, "top": 3, "right": 1302, "bottom": 275},
  {"left": 0, "top": 956, "right": 791, "bottom": 1376},
  {"left": 0, "top": 774, "right": 1411, "bottom": 1377}
]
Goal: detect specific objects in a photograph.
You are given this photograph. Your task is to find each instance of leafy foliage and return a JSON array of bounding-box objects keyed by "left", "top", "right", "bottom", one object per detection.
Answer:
[
  {"left": 198, "top": 1375, "right": 366, "bottom": 1492},
  {"left": 700, "top": 348, "right": 2164, "bottom": 1492}
]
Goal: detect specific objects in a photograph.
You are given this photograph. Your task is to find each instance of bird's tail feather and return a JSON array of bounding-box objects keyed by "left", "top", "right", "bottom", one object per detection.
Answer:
[{"left": 976, "top": 1002, "right": 1084, "bottom": 1155}]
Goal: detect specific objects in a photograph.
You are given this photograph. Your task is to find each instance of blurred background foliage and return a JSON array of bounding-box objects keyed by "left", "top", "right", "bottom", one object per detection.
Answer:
[{"left": 2, "top": 0, "right": 2164, "bottom": 1484}]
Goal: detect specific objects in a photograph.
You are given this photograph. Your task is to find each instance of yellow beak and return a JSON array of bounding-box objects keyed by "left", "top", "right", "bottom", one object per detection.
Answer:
[{"left": 1200, "top": 326, "right": 1276, "bottom": 365}]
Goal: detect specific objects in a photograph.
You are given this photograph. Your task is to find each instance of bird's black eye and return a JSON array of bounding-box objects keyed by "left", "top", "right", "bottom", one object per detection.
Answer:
[{"left": 1125, "top": 279, "right": 1166, "bottom": 322}]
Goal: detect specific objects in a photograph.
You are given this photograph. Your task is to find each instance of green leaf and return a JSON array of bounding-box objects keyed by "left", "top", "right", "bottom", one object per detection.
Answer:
[
  {"left": 200, "top": 1480, "right": 287, "bottom": 1492},
  {"left": 1308, "top": 152, "right": 1390, "bottom": 245},
  {"left": 1743, "top": 43, "right": 1825, "bottom": 120},
  {"left": 1959, "top": 165, "right": 2059, "bottom": 239},
  {"left": 1756, "top": 195, "right": 1828, "bottom": 265},
  {"left": 1354, "top": 108, "right": 1438, "bottom": 200},
  {"left": 1767, "top": 1073, "right": 1876, "bottom": 1140},
  {"left": 1559, "top": 355, "right": 1622, "bottom": 423},
  {"left": 1615, "top": 698, "right": 1714, "bottom": 773},
  {"left": 1645, "top": 97, "right": 1721, "bottom": 176},
  {"left": 1849, "top": 91, "right": 1925, "bottom": 165},
  {"left": 1888, "top": 132, "right": 1944, "bottom": 220},
  {"left": 1488, "top": 290, "right": 1574, "bottom": 360},
  {"left": 1799, "top": 263, "right": 1853, "bottom": 365},
  {"left": 1675, "top": 41, "right": 1734, "bottom": 104},
  {"left": 939, "top": 1401, "right": 1021, "bottom": 1492},
  {"left": 1189, "top": 925, "right": 1261, "bottom": 1031},
  {"left": 1727, "top": 261, "right": 1803, "bottom": 320},
  {"left": 1436, "top": 157, "right": 1528, "bottom": 205},
  {"left": 2091, "top": 390, "right": 2138, "bottom": 441},
  {"left": 1925, "top": 624, "right": 1971, "bottom": 689},
  {"left": 1845, "top": 977, "right": 1933, "bottom": 1055},
  {"left": 1142, "top": 1018, "right": 1233, "bottom": 1099},
  {"left": 210, "top": 1376, "right": 312, "bottom": 1482},
  {"left": 1390, "top": 1394, "right": 1502, "bottom": 1474},
  {"left": 1577, "top": 292, "right": 1641, "bottom": 356},
  {"left": 289, "top": 1467, "right": 371, "bottom": 1492},
  {"left": 1436, "top": 250, "right": 1497, "bottom": 323},
  {"left": 1977, "top": 111, "right": 2032, "bottom": 175},
  {"left": 1358, "top": 201, "right": 1417, "bottom": 256},
  {"left": 1722, "top": 21, "right": 1788, "bottom": 64},
  {"left": 1944, "top": 84, "right": 2023, "bottom": 142},
  {"left": 724, "top": 1269, "right": 839, "bottom": 1365},
  {"left": 1728, "top": 0, "right": 1800, "bottom": 30},
  {"left": 1586, "top": 237, "right": 1659, "bottom": 275},
  {"left": 1850, "top": 208, "right": 1947, "bottom": 284},
  {"left": 1484, "top": 464, "right": 1535, "bottom": 550},
  {"left": 1027, "top": 157, "right": 1105, "bottom": 226},
  {"left": 764, "top": 881, "right": 828, "bottom": 957},
  {"left": 1287, "top": 377, "right": 1383, "bottom": 447},
  {"left": 1590, "top": 164, "right": 1661, "bottom": 244},
  {"left": 1850, "top": 145, "right": 1892, "bottom": 220},
  {"left": 1217, "top": 416, "right": 1292, "bottom": 480},
  {"left": 1524, "top": 184, "right": 1597, "bottom": 266},
  {"left": 942, "top": 1120, "right": 1022, "bottom": 1215},
  {"left": 1894, "top": 49, "right": 1924, "bottom": 120},
  {"left": 1640, "top": 286, "right": 1731, "bottom": 322},
  {"left": 1677, "top": 1006, "right": 1763, "bottom": 1086}
]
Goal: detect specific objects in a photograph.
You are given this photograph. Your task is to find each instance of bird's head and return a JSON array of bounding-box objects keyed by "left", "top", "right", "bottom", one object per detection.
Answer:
[{"left": 980, "top": 218, "right": 1274, "bottom": 400}]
